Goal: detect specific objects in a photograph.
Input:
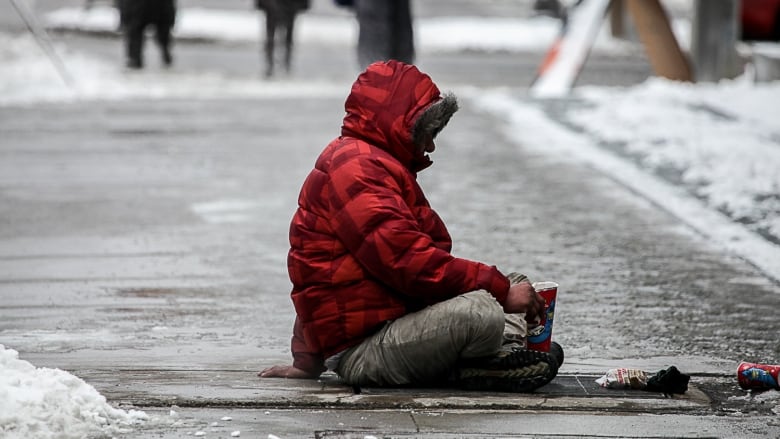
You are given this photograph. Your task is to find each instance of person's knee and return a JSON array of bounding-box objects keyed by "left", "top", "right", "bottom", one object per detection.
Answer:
[{"left": 451, "top": 291, "right": 504, "bottom": 342}]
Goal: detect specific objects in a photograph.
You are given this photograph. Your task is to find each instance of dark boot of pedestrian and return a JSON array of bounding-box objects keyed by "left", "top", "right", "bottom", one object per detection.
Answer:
[
  {"left": 125, "top": 57, "right": 143, "bottom": 70},
  {"left": 161, "top": 48, "right": 172, "bottom": 67}
]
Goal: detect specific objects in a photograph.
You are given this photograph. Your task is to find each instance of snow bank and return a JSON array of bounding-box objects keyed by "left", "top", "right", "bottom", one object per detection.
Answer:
[
  {"left": 0, "top": 344, "right": 148, "bottom": 439},
  {"left": 570, "top": 77, "right": 780, "bottom": 242},
  {"left": 0, "top": 32, "right": 347, "bottom": 106}
]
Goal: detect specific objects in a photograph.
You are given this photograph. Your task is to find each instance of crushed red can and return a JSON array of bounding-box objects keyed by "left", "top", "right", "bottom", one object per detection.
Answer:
[
  {"left": 737, "top": 361, "right": 780, "bottom": 390},
  {"left": 527, "top": 281, "right": 558, "bottom": 352}
]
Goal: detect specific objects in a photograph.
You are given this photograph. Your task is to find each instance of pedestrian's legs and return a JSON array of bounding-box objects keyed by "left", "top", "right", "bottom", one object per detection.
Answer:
[
  {"left": 261, "top": 3, "right": 280, "bottom": 77},
  {"left": 124, "top": 19, "right": 145, "bottom": 69},
  {"left": 281, "top": 7, "right": 296, "bottom": 73},
  {"left": 354, "top": 0, "right": 393, "bottom": 69},
  {"left": 115, "top": 0, "right": 126, "bottom": 31},
  {"left": 154, "top": 21, "right": 173, "bottom": 66},
  {"left": 390, "top": 0, "right": 414, "bottom": 64},
  {"left": 336, "top": 291, "right": 505, "bottom": 387}
]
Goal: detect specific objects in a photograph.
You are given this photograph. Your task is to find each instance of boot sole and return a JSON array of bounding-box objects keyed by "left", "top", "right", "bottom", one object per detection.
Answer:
[{"left": 456, "top": 349, "right": 558, "bottom": 393}]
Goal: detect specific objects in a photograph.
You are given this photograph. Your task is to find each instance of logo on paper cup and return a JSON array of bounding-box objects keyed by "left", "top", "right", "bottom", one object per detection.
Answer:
[
  {"left": 528, "top": 300, "right": 555, "bottom": 342},
  {"left": 527, "top": 281, "right": 558, "bottom": 352}
]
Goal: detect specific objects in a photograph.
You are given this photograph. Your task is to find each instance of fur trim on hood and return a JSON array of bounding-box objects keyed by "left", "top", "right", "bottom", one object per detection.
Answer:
[{"left": 411, "top": 92, "right": 459, "bottom": 148}]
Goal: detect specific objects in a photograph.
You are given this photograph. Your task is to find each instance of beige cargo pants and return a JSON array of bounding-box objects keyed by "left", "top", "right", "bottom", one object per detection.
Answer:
[{"left": 335, "top": 290, "right": 528, "bottom": 387}]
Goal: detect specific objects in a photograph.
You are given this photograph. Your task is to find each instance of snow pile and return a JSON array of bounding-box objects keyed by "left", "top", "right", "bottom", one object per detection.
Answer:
[
  {"left": 569, "top": 77, "right": 780, "bottom": 242},
  {"left": 0, "top": 32, "right": 347, "bottom": 105},
  {"left": 0, "top": 344, "right": 148, "bottom": 439},
  {"left": 0, "top": 33, "right": 84, "bottom": 103}
]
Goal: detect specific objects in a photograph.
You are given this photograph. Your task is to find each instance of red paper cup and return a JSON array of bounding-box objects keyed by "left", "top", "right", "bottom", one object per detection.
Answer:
[
  {"left": 527, "top": 281, "right": 558, "bottom": 352},
  {"left": 737, "top": 361, "right": 780, "bottom": 390}
]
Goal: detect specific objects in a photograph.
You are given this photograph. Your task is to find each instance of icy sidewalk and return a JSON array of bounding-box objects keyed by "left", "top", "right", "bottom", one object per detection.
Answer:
[
  {"left": 4, "top": 2, "right": 780, "bottom": 282},
  {"left": 2, "top": 27, "right": 780, "bottom": 285},
  {"left": 2, "top": 95, "right": 779, "bottom": 438},
  {"left": 3, "top": 4, "right": 780, "bottom": 435}
]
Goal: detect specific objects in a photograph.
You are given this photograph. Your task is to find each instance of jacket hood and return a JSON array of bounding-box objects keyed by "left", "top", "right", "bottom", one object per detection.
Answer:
[{"left": 341, "top": 60, "right": 444, "bottom": 172}]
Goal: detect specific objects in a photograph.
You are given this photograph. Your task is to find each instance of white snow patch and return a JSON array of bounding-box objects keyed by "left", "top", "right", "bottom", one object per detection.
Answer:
[
  {"left": 190, "top": 199, "right": 262, "bottom": 224},
  {"left": 570, "top": 78, "right": 780, "bottom": 244},
  {"left": 0, "top": 32, "right": 347, "bottom": 106},
  {"left": 0, "top": 344, "right": 148, "bottom": 439}
]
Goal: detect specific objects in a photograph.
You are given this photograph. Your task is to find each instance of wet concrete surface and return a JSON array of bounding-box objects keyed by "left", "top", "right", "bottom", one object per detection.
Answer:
[
  {"left": 2, "top": 1, "right": 780, "bottom": 438},
  {"left": 123, "top": 407, "right": 776, "bottom": 439},
  {"left": 3, "top": 97, "right": 779, "bottom": 367},
  {"left": 69, "top": 371, "right": 694, "bottom": 409},
  {"left": 2, "top": 95, "right": 780, "bottom": 438}
]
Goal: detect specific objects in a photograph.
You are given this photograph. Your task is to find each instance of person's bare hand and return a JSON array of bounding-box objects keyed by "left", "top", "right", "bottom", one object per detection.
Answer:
[
  {"left": 257, "top": 364, "right": 316, "bottom": 379},
  {"left": 503, "top": 281, "right": 545, "bottom": 321}
]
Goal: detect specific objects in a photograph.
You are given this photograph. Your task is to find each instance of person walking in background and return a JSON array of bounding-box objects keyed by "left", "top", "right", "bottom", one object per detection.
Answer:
[
  {"left": 122, "top": 0, "right": 176, "bottom": 69},
  {"left": 255, "top": 0, "right": 310, "bottom": 78},
  {"left": 353, "top": 0, "right": 415, "bottom": 68},
  {"left": 258, "top": 60, "right": 563, "bottom": 392}
]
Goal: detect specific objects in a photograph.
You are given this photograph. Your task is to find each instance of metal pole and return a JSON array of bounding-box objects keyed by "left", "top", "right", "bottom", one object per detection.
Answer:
[
  {"left": 9, "top": 0, "right": 76, "bottom": 89},
  {"left": 691, "top": 0, "right": 741, "bottom": 82}
]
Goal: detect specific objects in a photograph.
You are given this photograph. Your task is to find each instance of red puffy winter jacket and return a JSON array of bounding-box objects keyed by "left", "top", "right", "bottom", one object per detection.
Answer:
[{"left": 287, "top": 60, "right": 510, "bottom": 376}]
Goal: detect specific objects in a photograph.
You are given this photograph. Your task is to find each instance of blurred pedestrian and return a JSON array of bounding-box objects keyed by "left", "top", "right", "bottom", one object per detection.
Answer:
[
  {"left": 115, "top": 0, "right": 127, "bottom": 32},
  {"left": 352, "top": 0, "right": 415, "bottom": 69},
  {"left": 122, "top": 0, "right": 176, "bottom": 69},
  {"left": 255, "top": 0, "right": 310, "bottom": 78},
  {"left": 533, "top": 0, "right": 566, "bottom": 20},
  {"left": 258, "top": 60, "right": 563, "bottom": 392}
]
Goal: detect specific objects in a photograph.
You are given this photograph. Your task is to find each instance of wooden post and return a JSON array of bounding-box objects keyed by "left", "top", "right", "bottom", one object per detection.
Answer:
[
  {"left": 625, "top": 0, "right": 693, "bottom": 82},
  {"left": 609, "top": 0, "right": 626, "bottom": 38}
]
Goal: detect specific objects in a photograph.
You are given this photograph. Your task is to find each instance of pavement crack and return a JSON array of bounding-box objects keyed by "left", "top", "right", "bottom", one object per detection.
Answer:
[
  {"left": 409, "top": 410, "right": 421, "bottom": 433},
  {"left": 574, "top": 375, "right": 591, "bottom": 395}
]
